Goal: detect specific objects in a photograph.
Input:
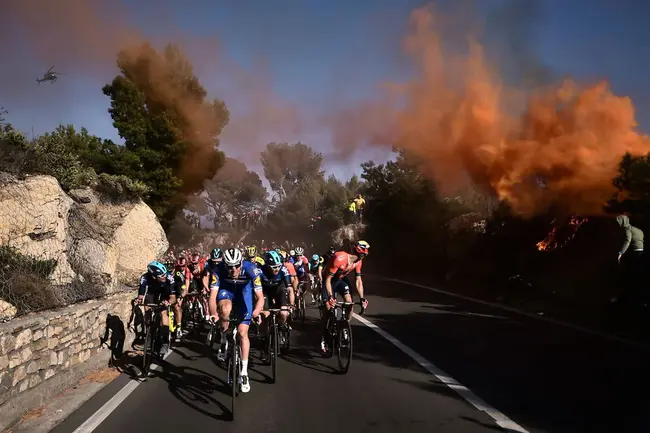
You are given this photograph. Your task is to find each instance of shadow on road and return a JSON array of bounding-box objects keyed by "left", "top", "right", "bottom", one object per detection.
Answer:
[
  {"left": 356, "top": 277, "right": 650, "bottom": 433},
  {"left": 152, "top": 359, "right": 232, "bottom": 421}
]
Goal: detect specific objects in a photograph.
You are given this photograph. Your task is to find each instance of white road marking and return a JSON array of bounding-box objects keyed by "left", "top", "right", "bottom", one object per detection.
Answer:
[
  {"left": 72, "top": 349, "right": 174, "bottom": 433},
  {"left": 372, "top": 275, "right": 650, "bottom": 350},
  {"left": 422, "top": 303, "right": 507, "bottom": 320},
  {"left": 353, "top": 313, "right": 529, "bottom": 433}
]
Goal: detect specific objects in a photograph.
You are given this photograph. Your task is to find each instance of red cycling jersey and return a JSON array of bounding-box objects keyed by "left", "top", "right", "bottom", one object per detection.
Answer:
[
  {"left": 327, "top": 251, "right": 362, "bottom": 279},
  {"left": 284, "top": 261, "right": 297, "bottom": 277}
]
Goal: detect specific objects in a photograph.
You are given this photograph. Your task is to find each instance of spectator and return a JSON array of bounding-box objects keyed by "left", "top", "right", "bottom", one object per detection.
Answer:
[
  {"left": 613, "top": 215, "right": 645, "bottom": 304},
  {"left": 353, "top": 194, "right": 366, "bottom": 223},
  {"left": 347, "top": 200, "right": 357, "bottom": 224}
]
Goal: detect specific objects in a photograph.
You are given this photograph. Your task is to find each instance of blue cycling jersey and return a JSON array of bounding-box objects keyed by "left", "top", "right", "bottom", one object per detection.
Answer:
[
  {"left": 208, "top": 260, "right": 262, "bottom": 292},
  {"left": 259, "top": 265, "right": 292, "bottom": 287}
]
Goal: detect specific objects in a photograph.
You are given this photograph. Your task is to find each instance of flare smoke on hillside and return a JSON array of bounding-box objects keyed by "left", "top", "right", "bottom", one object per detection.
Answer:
[{"left": 340, "top": 6, "right": 650, "bottom": 217}]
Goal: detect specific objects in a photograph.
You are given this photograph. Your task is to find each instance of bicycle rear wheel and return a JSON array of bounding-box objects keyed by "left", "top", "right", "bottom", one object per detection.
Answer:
[{"left": 336, "top": 320, "right": 353, "bottom": 374}]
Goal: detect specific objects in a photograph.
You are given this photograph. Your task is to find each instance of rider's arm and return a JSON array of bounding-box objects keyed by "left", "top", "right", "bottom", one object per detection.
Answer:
[
  {"left": 287, "top": 279, "right": 295, "bottom": 306},
  {"left": 208, "top": 274, "right": 219, "bottom": 317},
  {"left": 251, "top": 269, "right": 264, "bottom": 317},
  {"left": 137, "top": 275, "right": 148, "bottom": 298}
]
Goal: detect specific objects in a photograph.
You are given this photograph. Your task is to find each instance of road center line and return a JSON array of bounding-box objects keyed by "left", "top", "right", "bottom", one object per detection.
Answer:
[
  {"left": 371, "top": 275, "right": 650, "bottom": 350},
  {"left": 353, "top": 313, "right": 529, "bottom": 433},
  {"left": 72, "top": 350, "right": 174, "bottom": 433}
]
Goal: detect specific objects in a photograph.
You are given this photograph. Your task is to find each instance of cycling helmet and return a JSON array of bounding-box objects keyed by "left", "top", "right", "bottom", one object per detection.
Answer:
[
  {"left": 328, "top": 245, "right": 335, "bottom": 255},
  {"left": 294, "top": 246, "right": 304, "bottom": 256},
  {"left": 265, "top": 250, "right": 282, "bottom": 267},
  {"left": 210, "top": 248, "right": 223, "bottom": 261},
  {"left": 352, "top": 240, "right": 370, "bottom": 256},
  {"left": 278, "top": 250, "right": 288, "bottom": 262},
  {"left": 245, "top": 245, "right": 257, "bottom": 258},
  {"left": 289, "top": 249, "right": 295, "bottom": 256},
  {"left": 147, "top": 261, "right": 167, "bottom": 278},
  {"left": 310, "top": 254, "right": 319, "bottom": 263},
  {"left": 223, "top": 248, "right": 243, "bottom": 267}
]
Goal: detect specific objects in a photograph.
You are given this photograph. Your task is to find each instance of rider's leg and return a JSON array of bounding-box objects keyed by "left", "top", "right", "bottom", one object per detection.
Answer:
[{"left": 277, "top": 287, "right": 290, "bottom": 325}]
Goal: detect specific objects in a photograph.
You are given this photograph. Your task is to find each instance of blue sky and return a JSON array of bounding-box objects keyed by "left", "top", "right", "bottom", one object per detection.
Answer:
[{"left": 2, "top": 0, "right": 650, "bottom": 181}]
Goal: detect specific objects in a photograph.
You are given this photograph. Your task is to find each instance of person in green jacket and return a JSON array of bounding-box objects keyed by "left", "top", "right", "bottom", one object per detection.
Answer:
[{"left": 614, "top": 215, "right": 644, "bottom": 304}]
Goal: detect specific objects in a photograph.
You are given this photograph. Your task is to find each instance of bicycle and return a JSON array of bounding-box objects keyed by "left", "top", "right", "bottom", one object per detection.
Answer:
[
  {"left": 219, "top": 315, "right": 242, "bottom": 421},
  {"left": 324, "top": 301, "right": 364, "bottom": 374},
  {"left": 293, "top": 282, "right": 307, "bottom": 325},
  {"left": 260, "top": 306, "right": 291, "bottom": 383},
  {"left": 181, "top": 290, "right": 206, "bottom": 335},
  {"left": 141, "top": 302, "right": 170, "bottom": 378}
]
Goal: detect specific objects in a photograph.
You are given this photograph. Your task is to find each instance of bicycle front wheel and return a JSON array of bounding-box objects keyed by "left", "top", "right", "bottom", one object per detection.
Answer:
[
  {"left": 336, "top": 320, "right": 353, "bottom": 374},
  {"left": 230, "top": 336, "right": 238, "bottom": 420},
  {"left": 142, "top": 320, "right": 157, "bottom": 377},
  {"left": 271, "top": 324, "right": 278, "bottom": 383}
]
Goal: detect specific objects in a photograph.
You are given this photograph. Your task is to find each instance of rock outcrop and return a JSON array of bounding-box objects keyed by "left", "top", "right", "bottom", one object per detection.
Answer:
[
  {"left": 330, "top": 223, "right": 366, "bottom": 246},
  {"left": 0, "top": 173, "right": 168, "bottom": 294}
]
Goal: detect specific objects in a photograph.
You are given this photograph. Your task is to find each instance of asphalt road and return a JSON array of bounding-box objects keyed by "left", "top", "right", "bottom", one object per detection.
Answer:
[{"left": 50, "top": 275, "right": 650, "bottom": 433}]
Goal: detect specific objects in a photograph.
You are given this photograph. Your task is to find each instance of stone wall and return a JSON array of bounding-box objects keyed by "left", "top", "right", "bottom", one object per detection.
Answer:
[{"left": 0, "top": 289, "right": 136, "bottom": 430}]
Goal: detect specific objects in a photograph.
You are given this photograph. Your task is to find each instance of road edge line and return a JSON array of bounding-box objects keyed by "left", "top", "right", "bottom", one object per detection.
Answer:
[
  {"left": 370, "top": 275, "right": 650, "bottom": 350},
  {"left": 353, "top": 313, "right": 529, "bottom": 433},
  {"left": 72, "top": 349, "right": 174, "bottom": 433}
]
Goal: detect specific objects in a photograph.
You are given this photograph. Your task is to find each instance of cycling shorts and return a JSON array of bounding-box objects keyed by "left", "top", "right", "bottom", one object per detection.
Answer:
[
  {"left": 262, "top": 284, "right": 289, "bottom": 309},
  {"left": 144, "top": 292, "right": 170, "bottom": 306},
  {"left": 321, "top": 278, "right": 351, "bottom": 301},
  {"left": 216, "top": 288, "right": 255, "bottom": 325}
]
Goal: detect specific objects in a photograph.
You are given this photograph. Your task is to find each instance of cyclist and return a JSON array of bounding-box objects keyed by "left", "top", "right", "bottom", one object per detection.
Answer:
[
  {"left": 320, "top": 240, "right": 370, "bottom": 353},
  {"left": 258, "top": 250, "right": 294, "bottom": 359},
  {"left": 291, "top": 246, "right": 309, "bottom": 298},
  {"left": 307, "top": 254, "right": 324, "bottom": 304},
  {"left": 207, "top": 248, "right": 264, "bottom": 393},
  {"left": 202, "top": 248, "right": 223, "bottom": 292},
  {"left": 279, "top": 250, "right": 299, "bottom": 293},
  {"left": 136, "top": 261, "right": 181, "bottom": 356},
  {"left": 173, "top": 257, "right": 192, "bottom": 341},
  {"left": 188, "top": 252, "right": 205, "bottom": 291},
  {"left": 245, "top": 245, "right": 266, "bottom": 268}
]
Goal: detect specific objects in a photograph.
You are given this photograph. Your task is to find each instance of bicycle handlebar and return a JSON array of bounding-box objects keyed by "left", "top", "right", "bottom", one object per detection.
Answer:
[{"left": 331, "top": 301, "right": 366, "bottom": 315}]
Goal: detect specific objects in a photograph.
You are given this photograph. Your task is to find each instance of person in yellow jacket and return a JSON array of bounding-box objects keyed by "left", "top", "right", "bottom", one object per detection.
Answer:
[
  {"left": 353, "top": 194, "right": 365, "bottom": 223},
  {"left": 347, "top": 200, "right": 357, "bottom": 224}
]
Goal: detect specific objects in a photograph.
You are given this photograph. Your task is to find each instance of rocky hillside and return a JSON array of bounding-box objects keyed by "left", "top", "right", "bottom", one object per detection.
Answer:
[{"left": 0, "top": 173, "right": 168, "bottom": 318}]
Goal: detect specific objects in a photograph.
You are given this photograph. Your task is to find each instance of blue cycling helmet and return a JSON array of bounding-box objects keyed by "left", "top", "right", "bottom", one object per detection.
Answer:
[
  {"left": 265, "top": 250, "right": 282, "bottom": 267},
  {"left": 311, "top": 254, "right": 319, "bottom": 263},
  {"left": 147, "top": 261, "right": 167, "bottom": 278},
  {"left": 210, "top": 248, "right": 223, "bottom": 261}
]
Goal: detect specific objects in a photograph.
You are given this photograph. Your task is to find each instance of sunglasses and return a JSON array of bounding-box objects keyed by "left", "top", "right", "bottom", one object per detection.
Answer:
[
  {"left": 270, "top": 265, "right": 281, "bottom": 271},
  {"left": 226, "top": 264, "right": 241, "bottom": 270}
]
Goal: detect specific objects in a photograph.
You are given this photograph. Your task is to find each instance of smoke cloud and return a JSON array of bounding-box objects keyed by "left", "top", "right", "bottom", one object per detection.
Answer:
[{"left": 330, "top": 4, "right": 650, "bottom": 216}]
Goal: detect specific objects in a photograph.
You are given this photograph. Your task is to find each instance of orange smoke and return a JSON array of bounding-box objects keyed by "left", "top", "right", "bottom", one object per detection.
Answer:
[{"left": 371, "top": 5, "right": 650, "bottom": 217}]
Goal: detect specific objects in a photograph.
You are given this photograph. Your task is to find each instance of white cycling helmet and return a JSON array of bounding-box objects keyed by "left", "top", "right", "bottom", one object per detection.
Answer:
[
  {"left": 289, "top": 249, "right": 296, "bottom": 256},
  {"left": 294, "top": 246, "right": 304, "bottom": 256},
  {"left": 223, "top": 248, "right": 243, "bottom": 266}
]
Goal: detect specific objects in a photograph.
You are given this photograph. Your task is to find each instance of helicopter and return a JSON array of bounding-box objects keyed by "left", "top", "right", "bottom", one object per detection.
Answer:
[{"left": 36, "top": 66, "right": 64, "bottom": 84}]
